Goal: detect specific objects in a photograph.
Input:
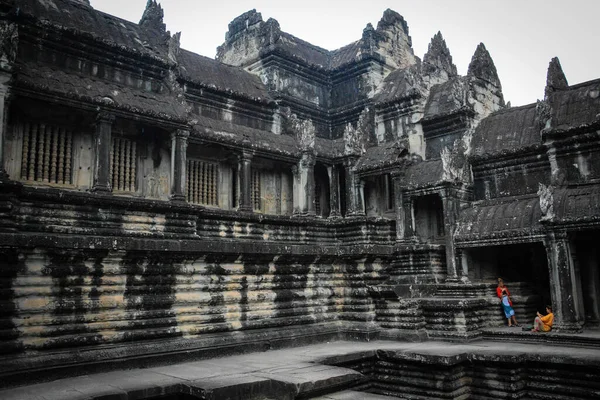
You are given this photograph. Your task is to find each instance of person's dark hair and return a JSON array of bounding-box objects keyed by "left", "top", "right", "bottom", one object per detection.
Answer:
[{"left": 546, "top": 305, "right": 552, "bottom": 311}]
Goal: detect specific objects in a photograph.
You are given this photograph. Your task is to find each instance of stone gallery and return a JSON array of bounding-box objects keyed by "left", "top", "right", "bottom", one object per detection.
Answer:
[{"left": 1, "top": 0, "right": 600, "bottom": 398}]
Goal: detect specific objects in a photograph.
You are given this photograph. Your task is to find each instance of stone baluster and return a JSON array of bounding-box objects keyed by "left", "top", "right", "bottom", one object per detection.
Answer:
[
  {"left": 57, "top": 127, "right": 65, "bottom": 184},
  {"left": 92, "top": 112, "right": 115, "bottom": 192},
  {"left": 238, "top": 150, "right": 253, "bottom": 212},
  {"left": 170, "top": 129, "right": 189, "bottom": 202},
  {"left": 543, "top": 231, "right": 584, "bottom": 332},
  {"left": 65, "top": 130, "right": 72, "bottom": 184},
  {"left": 193, "top": 160, "right": 200, "bottom": 204},
  {"left": 124, "top": 139, "right": 131, "bottom": 191},
  {"left": 42, "top": 123, "right": 51, "bottom": 182},
  {"left": 37, "top": 123, "right": 45, "bottom": 181},
  {"left": 327, "top": 164, "right": 340, "bottom": 219},
  {"left": 20, "top": 122, "right": 29, "bottom": 181},
  {"left": 49, "top": 126, "right": 58, "bottom": 183},
  {"left": 28, "top": 124, "right": 37, "bottom": 181},
  {"left": 130, "top": 141, "right": 137, "bottom": 192}
]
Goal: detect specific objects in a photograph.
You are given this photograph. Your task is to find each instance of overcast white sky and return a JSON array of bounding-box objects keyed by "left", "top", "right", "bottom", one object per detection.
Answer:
[{"left": 90, "top": 0, "right": 599, "bottom": 107}]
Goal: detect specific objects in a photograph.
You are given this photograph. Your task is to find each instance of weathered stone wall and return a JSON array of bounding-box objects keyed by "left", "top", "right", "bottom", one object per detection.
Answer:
[
  {"left": 472, "top": 153, "right": 551, "bottom": 199},
  {"left": 0, "top": 248, "right": 388, "bottom": 354}
]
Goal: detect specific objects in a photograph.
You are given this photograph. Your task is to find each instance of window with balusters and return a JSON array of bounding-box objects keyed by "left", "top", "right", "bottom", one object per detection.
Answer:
[
  {"left": 186, "top": 159, "right": 219, "bottom": 206},
  {"left": 20, "top": 122, "right": 74, "bottom": 185},
  {"left": 110, "top": 137, "right": 137, "bottom": 193}
]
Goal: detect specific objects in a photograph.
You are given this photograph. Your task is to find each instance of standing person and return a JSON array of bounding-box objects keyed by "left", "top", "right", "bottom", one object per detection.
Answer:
[
  {"left": 532, "top": 305, "right": 554, "bottom": 332},
  {"left": 497, "top": 278, "right": 519, "bottom": 327}
]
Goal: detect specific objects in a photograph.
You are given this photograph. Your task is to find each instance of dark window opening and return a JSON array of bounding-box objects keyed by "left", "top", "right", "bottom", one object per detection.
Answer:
[{"left": 413, "top": 194, "right": 445, "bottom": 240}]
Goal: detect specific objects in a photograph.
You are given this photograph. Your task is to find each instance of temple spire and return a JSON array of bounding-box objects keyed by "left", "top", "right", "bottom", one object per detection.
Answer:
[
  {"left": 467, "top": 43, "right": 501, "bottom": 88},
  {"left": 545, "top": 57, "right": 568, "bottom": 98},
  {"left": 423, "top": 31, "right": 457, "bottom": 77}
]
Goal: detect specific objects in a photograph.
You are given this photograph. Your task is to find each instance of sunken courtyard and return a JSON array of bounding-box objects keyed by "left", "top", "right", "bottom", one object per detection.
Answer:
[{"left": 0, "top": 0, "right": 600, "bottom": 399}]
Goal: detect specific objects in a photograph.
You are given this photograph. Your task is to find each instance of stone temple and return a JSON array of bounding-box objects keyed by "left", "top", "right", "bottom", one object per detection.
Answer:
[{"left": 1, "top": 0, "right": 600, "bottom": 398}]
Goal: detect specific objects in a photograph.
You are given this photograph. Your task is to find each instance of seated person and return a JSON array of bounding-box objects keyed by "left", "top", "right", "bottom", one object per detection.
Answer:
[{"left": 532, "top": 305, "right": 554, "bottom": 332}]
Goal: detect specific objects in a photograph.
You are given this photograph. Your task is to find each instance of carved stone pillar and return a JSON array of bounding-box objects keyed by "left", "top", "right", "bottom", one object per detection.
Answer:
[
  {"left": 392, "top": 173, "right": 405, "bottom": 240},
  {"left": 238, "top": 150, "right": 253, "bottom": 212},
  {"left": 327, "top": 164, "right": 340, "bottom": 219},
  {"left": 297, "top": 151, "right": 316, "bottom": 216},
  {"left": 292, "top": 164, "right": 300, "bottom": 216},
  {"left": 441, "top": 193, "right": 464, "bottom": 282},
  {"left": 357, "top": 179, "right": 366, "bottom": 215},
  {"left": 343, "top": 156, "right": 361, "bottom": 216},
  {"left": 170, "top": 129, "right": 189, "bottom": 202},
  {"left": 0, "top": 75, "right": 11, "bottom": 181},
  {"left": 92, "top": 112, "right": 115, "bottom": 192},
  {"left": 544, "top": 231, "right": 584, "bottom": 332},
  {"left": 0, "top": 21, "right": 17, "bottom": 182}
]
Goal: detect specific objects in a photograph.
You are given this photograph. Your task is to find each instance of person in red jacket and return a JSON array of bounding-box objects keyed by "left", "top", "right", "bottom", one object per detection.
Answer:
[{"left": 497, "top": 278, "right": 519, "bottom": 327}]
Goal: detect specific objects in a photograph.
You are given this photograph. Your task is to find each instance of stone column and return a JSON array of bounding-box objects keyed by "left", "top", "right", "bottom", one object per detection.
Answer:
[
  {"left": 238, "top": 150, "right": 253, "bottom": 212},
  {"left": 357, "top": 180, "right": 366, "bottom": 215},
  {"left": 580, "top": 244, "right": 600, "bottom": 324},
  {"left": 92, "top": 112, "right": 115, "bottom": 192},
  {"left": 543, "top": 231, "right": 583, "bottom": 332},
  {"left": 392, "top": 173, "right": 405, "bottom": 241},
  {"left": 297, "top": 151, "right": 315, "bottom": 216},
  {"left": 169, "top": 129, "right": 189, "bottom": 202},
  {"left": 291, "top": 165, "right": 300, "bottom": 215},
  {"left": 441, "top": 193, "right": 463, "bottom": 282},
  {"left": 327, "top": 164, "right": 340, "bottom": 219},
  {"left": 0, "top": 74, "right": 11, "bottom": 181},
  {"left": 343, "top": 156, "right": 361, "bottom": 216}
]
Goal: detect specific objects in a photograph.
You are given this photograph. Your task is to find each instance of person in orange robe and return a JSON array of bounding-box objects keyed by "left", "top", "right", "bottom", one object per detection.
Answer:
[{"left": 532, "top": 305, "right": 554, "bottom": 332}]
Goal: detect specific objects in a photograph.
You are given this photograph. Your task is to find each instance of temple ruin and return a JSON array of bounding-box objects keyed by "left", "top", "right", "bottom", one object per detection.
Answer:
[{"left": 1, "top": 0, "right": 600, "bottom": 398}]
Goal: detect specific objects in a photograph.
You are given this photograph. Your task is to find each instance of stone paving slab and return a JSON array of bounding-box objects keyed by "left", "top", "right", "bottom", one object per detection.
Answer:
[{"left": 2, "top": 339, "right": 600, "bottom": 400}]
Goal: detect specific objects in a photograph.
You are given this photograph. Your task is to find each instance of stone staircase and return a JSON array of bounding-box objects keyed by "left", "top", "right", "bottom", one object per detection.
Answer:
[{"left": 371, "top": 281, "right": 543, "bottom": 340}]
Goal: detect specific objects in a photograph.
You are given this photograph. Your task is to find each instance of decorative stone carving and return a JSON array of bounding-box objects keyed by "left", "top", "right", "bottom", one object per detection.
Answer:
[
  {"left": 0, "top": 21, "right": 18, "bottom": 72},
  {"left": 440, "top": 138, "right": 471, "bottom": 183},
  {"left": 538, "top": 183, "right": 555, "bottom": 221},
  {"left": 536, "top": 99, "right": 552, "bottom": 131},
  {"left": 299, "top": 151, "right": 315, "bottom": 168},
  {"left": 344, "top": 107, "right": 373, "bottom": 156},
  {"left": 168, "top": 32, "right": 181, "bottom": 64},
  {"left": 288, "top": 114, "right": 315, "bottom": 152},
  {"left": 139, "top": 0, "right": 166, "bottom": 33}
]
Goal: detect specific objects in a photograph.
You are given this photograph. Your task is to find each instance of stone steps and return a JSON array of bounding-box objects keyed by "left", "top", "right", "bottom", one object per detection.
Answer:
[
  {"left": 310, "top": 389, "right": 401, "bottom": 399},
  {"left": 481, "top": 327, "right": 600, "bottom": 348}
]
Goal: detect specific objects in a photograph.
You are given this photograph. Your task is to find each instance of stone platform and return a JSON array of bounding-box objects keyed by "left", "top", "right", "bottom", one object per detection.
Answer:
[{"left": 1, "top": 338, "right": 600, "bottom": 400}]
